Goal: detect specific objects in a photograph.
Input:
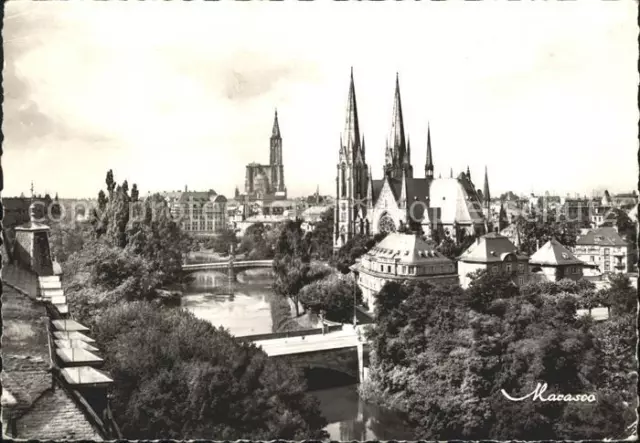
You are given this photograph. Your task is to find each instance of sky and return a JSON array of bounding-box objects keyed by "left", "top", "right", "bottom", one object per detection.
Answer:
[{"left": 2, "top": 0, "right": 638, "bottom": 199}]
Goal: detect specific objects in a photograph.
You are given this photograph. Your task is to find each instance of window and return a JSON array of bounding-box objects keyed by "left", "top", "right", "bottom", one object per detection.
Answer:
[
  {"left": 491, "top": 266, "right": 498, "bottom": 274},
  {"left": 380, "top": 265, "right": 384, "bottom": 272},
  {"left": 590, "top": 256, "right": 595, "bottom": 262},
  {"left": 387, "top": 265, "right": 392, "bottom": 273},
  {"left": 518, "top": 263, "right": 524, "bottom": 272},
  {"left": 604, "top": 248, "right": 610, "bottom": 255},
  {"left": 506, "top": 263, "right": 512, "bottom": 273},
  {"left": 518, "top": 276, "right": 525, "bottom": 285},
  {"left": 403, "top": 266, "right": 407, "bottom": 274}
]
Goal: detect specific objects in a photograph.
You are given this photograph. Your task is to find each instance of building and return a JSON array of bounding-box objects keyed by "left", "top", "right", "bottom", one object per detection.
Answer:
[
  {"left": 529, "top": 238, "right": 593, "bottom": 282},
  {"left": 573, "top": 227, "right": 630, "bottom": 274},
  {"left": 333, "top": 70, "right": 489, "bottom": 251},
  {"left": 2, "top": 207, "right": 120, "bottom": 440},
  {"left": 242, "top": 110, "right": 287, "bottom": 202},
  {"left": 457, "top": 231, "right": 530, "bottom": 288},
  {"left": 612, "top": 191, "right": 638, "bottom": 209},
  {"left": 350, "top": 232, "right": 458, "bottom": 312},
  {"left": 169, "top": 190, "right": 228, "bottom": 236}
]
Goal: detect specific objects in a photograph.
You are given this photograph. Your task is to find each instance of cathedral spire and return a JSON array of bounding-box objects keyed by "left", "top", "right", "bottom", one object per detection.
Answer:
[
  {"left": 271, "top": 109, "right": 281, "bottom": 138},
  {"left": 388, "top": 73, "right": 407, "bottom": 171},
  {"left": 450, "top": 167, "right": 453, "bottom": 178},
  {"left": 404, "top": 139, "right": 411, "bottom": 164},
  {"left": 425, "top": 124, "right": 434, "bottom": 179},
  {"left": 466, "top": 165, "right": 471, "bottom": 182},
  {"left": 342, "top": 67, "right": 361, "bottom": 163},
  {"left": 483, "top": 166, "right": 491, "bottom": 205}
]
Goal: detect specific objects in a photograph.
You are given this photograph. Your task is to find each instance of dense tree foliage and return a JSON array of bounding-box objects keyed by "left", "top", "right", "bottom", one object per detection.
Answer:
[
  {"left": 304, "top": 208, "right": 334, "bottom": 261},
  {"left": 364, "top": 272, "right": 637, "bottom": 440},
  {"left": 298, "top": 271, "right": 362, "bottom": 323},
  {"left": 331, "top": 232, "right": 387, "bottom": 274},
  {"left": 513, "top": 210, "right": 585, "bottom": 255},
  {"left": 237, "top": 222, "right": 277, "bottom": 260},
  {"left": 92, "top": 302, "right": 328, "bottom": 439},
  {"left": 63, "top": 171, "right": 191, "bottom": 324}
]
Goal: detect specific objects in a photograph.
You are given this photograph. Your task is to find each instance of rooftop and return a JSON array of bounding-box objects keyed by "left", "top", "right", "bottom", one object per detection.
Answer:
[
  {"left": 1, "top": 282, "right": 102, "bottom": 440},
  {"left": 458, "top": 232, "right": 528, "bottom": 263},
  {"left": 530, "top": 238, "right": 587, "bottom": 266},
  {"left": 366, "top": 233, "right": 453, "bottom": 265},
  {"left": 576, "top": 227, "right": 628, "bottom": 247}
]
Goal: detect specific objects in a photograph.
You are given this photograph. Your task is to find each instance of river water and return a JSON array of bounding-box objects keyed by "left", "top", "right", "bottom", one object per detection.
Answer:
[{"left": 181, "top": 268, "right": 410, "bottom": 440}]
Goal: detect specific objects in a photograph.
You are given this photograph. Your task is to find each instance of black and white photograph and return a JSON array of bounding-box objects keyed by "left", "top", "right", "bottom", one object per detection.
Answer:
[{"left": 1, "top": 0, "right": 638, "bottom": 440}]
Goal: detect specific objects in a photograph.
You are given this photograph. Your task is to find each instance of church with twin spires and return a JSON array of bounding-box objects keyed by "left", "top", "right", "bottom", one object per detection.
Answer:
[{"left": 333, "top": 69, "right": 492, "bottom": 250}]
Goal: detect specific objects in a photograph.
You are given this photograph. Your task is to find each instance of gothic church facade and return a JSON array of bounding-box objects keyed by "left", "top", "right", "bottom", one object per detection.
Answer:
[
  {"left": 333, "top": 70, "right": 492, "bottom": 250},
  {"left": 243, "top": 110, "right": 287, "bottom": 201}
]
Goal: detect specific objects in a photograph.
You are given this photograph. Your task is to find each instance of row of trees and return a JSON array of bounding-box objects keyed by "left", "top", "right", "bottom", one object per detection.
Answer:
[{"left": 363, "top": 271, "right": 637, "bottom": 439}]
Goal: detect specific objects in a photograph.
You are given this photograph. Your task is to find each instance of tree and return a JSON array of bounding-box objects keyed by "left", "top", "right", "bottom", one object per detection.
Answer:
[
  {"left": 273, "top": 221, "right": 314, "bottom": 316},
  {"left": 466, "top": 269, "right": 519, "bottom": 312},
  {"left": 131, "top": 183, "right": 139, "bottom": 202},
  {"left": 91, "top": 302, "right": 328, "bottom": 439},
  {"left": 106, "top": 169, "right": 116, "bottom": 195},
  {"left": 332, "top": 232, "right": 387, "bottom": 274},
  {"left": 298, "top": 272, "right": 362, "bottom": 322},
  {"left": 304, "top": 208, "right": 334, "bottom": 261}
]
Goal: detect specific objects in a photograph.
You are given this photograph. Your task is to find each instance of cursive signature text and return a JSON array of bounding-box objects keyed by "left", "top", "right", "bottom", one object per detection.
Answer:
[{"left": 501, "top": 383, "right": 596, "bottom": 403}]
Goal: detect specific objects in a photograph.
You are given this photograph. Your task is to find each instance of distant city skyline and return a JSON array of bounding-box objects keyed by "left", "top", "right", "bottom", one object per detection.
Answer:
[{"left": 3, "top": 1, "right": 637, "bottom": 199}]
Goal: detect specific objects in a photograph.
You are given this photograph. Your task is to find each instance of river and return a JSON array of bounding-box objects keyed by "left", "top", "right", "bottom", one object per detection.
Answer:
[{"left": 181, "top": 268, "right": 411, "bottom": 440}]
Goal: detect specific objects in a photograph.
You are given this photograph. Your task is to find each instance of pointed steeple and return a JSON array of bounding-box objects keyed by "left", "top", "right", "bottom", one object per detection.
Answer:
[
  {"left": 400, "top": 167, "right": 408, "bottom": 207},
  {"left": 514, "top": 224, "right": 522, "bottom": 249},
  {"left": 361, "top": 136, "right": 366, "bottom": 158},
  {"left": 271, "top": 109, "right": 281, "bottom": 138},
  {"left": 404, "top": 139, "right": 411, "bottom": 164},
  {"left": 425, "top": 124, "right": 434, "bottom": 179},
  {"left": 367, "top": 166, "right": 374, "bottom": 206},
  {"left": 450, "top": 167, "right": 453, "bottom": 178},
  {"left": 483, "top": 166, "right": 491, "bottom": 206},
  {"left": 466, "top": 166, "right": 471, "bottom": 181},
  {"left": 388, "top": 73, "right": 407, "bottom": 170},
  {"left": 342, "top": 67, "right": 361, "bottom": 163}
]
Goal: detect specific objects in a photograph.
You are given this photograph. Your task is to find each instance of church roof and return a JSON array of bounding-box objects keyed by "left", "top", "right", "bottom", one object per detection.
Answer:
[
  {"left": 366, "top": 233, "right": 452, "bottom": 266},
  {"left": 529, "top": 238, "right": 586, "bottom": 266},
  {"left": 428, "top": 178, "right": 484, "bottom": 225},
  {"left": 458, "top": 232, "right": 527, "bottom": 263},
  {"left": 177, "top": 190, "right": 220, "bottom": 203}
]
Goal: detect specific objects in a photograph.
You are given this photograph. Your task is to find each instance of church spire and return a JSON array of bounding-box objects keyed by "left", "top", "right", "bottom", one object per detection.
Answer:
[
  {"left": 466, "top": 165, "right": 471, "bottom": 181},
  {"left": 388, "top": 73, "right": 407, "bottom": 173},
  {"left": 425, "top": 123, "right": 434, "bottom": 179},
  {"left": 483, "top": 166, "right": 491, "bottom": 205},
  {"left": 342, "top": 67, "right": 361, "bottom": 163},
  {"left": 271, "top": 109, "right": 281, "bottom": 138},
  {"left": 450, "top": 167, "right": 453, "bottom": 178}
]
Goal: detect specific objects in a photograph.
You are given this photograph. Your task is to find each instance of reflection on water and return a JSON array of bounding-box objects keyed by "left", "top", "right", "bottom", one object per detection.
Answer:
[
  {"left": 182, "top": 267, "right": 410, "bottom": 440},
  {"left": 312, "top": 385, "right": 413, "bottom": 441},
  {"left": 181, "top": 270, "right": 274, "bottom": 337}
]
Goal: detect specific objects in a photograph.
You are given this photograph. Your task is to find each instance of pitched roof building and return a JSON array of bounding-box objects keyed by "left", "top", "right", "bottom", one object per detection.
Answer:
[
  {"left": 351, "top": 232, "right": 458, "bottom": 312},
  {"left": 573, "top": 227, "right": 630, "bottom": 273},
  {"left": 457, "top": 231, "right": 529, "bottom": 288},
  {"left": 333, "top": 70, "right": 490, "bottom": 251},
  {"left": 529, "top": 238, "right": 592, "bottom": 282}
]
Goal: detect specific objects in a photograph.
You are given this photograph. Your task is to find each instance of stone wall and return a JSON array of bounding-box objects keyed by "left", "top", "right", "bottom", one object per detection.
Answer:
[{"left": 274, "top": 346, "right": 365, "bottom": 380}]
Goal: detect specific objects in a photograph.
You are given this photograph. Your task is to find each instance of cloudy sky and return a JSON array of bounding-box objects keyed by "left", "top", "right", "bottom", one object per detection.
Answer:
[{"left": 3, "top": 0, "right": 638, "bottom": 199}]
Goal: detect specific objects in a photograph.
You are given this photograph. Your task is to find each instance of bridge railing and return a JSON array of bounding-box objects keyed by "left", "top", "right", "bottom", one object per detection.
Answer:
[{"left": 240, "top": 324, "right": 343, "bottom": 342}]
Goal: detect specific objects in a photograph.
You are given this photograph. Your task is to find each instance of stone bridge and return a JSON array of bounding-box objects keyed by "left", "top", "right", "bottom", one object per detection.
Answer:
[
  {"left": 249, "top": 327, "right": 370, "bottom": 381},
  {"left": 182, "top": 259, "right": 273, "bottom": 281}
]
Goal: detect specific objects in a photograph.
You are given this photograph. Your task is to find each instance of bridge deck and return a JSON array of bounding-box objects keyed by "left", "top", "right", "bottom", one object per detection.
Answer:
[{"left": 252, "top": 329, "right": 361, "bottom": 357}]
